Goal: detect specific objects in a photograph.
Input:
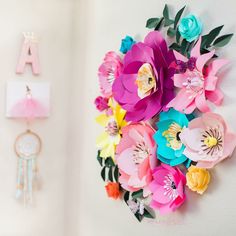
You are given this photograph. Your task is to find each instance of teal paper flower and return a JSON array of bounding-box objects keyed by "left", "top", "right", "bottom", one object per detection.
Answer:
[
  {"left": 153, "top": 109, "right": 192, "bottom": 167},
  {"left": 178, "top": 14, "right": 202, "bottom": 42},
  {"left": 119, "top": 35, "right": 136, "bottom": 54}
]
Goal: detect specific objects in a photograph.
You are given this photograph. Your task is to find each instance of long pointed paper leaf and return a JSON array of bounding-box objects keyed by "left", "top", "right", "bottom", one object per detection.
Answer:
[
  {"left": 101, "top": 166, "right": 106, "bottom": 181},
  {"left": 163, "top": 4, "right": 169, "bottom": 19},
  {"left": 204, "top": 25, "right": 224, "bottom": 47},
  {"left": 143, "top": 209, "right": 155, "bottom": 219},
  {"left": 213, "top": 34, "right": 233, "bottom": 47},
  {"left": 124, "top": 191, "right": 130, "bottom": 203},
  {"left": 114, "top": 165, "right": 119, "bottom": 182},
  {"left": 146, "top": 18, "right": 160, "bottom": 29},
  {"left": 97, "top": 150, "right": 103, "bottom": 166},
  {"left": 174, "top": 6, "right": 186, "bottom": 29},
  {"left": 154, "top": 17, "right": 164, "bottom": 30}
]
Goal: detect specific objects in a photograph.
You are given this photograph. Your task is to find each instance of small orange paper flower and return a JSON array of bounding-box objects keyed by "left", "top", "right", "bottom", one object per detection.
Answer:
[{"left": 105, "top": 182, "right": 120, "bottom": 199}]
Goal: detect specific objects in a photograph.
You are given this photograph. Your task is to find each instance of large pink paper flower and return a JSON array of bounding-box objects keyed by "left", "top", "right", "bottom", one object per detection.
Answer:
[
  {"left": 116, "top": 123, "right": 157, "bottom": 197},
  {"left": 112, "top": 31, "right": 175, "bottom": 121},
  {"left": 149, "top": 164, "right": 186, "bottom": 214},
  {"left": 167, "top": 37, "right": 229, "bottom": 113},
  {"left": 98, "top": 51, "right": 123, "bottom": 98},
  {"left": 180, "top": 113, "right": 236, "bottom": 168}
]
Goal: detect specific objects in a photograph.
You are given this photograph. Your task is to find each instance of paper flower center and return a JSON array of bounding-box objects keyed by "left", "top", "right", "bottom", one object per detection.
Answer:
[
  {"left": 182, "top": 70, "right": 204, "bottom": 96},
  {"left": 162, "top": 122, "right": 183, "bottom": 150},
  {"left": 132, "top": 141, "right": 149, "bottom": 164},
  {"left": 204, "top": 136, "right": 218, "bottom": 148},
  {"left": 163, "top": 174, "right": 178, "bottom": 200},
  {"left": 105, "top": 120, "right": 119, "bottom": 136},
  {"left": 136, "top": 63, "right": 156, "bottom": 98},
  {"left": 201, "top": 127, "right": 223, "bottom": 156}
]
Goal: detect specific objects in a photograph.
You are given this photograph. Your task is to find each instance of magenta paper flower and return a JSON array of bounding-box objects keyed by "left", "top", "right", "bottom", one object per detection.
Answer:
[
  {"left": 116, "top": 123, "right": 157, "bottom": 197},
  {"left": 149, "top": 163, "right": 186, "bottom": 214},
  {"left": 167, "top": 37, "right": 229, "bottom": 114},
  {"left": 94, "top": 96, "right": 109, "bottom": 112},
  {"left": 98, "top": 51, "right": 123, "bottom": 98},
  {"left": 112, "top": 31, "right": 175, "bottom": 121},
  {"left": 180, "top": 113, "right": 236, "bottom": 168}
]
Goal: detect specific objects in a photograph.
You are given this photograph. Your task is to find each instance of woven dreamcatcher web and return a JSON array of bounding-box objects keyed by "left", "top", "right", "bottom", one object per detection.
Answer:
[{"left": 15, "top": 130, "right": 41, "bottom": 205}]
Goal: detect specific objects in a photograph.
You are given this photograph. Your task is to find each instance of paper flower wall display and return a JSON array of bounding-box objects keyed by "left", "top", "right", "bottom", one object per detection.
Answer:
[
  {"left": 94, "top": 4, "right": 236, "bottom": 222},
  {"left": 6, "top": 82, "right": 50, "bottom": 205}
]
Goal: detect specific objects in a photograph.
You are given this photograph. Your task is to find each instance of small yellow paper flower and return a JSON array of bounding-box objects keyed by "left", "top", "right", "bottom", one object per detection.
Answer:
[
  {"left": 96, "top": 99, "right": 127, "bottom": 161},
  {"left": 186, "top": 165, "right": 210, "bottom": 194}
]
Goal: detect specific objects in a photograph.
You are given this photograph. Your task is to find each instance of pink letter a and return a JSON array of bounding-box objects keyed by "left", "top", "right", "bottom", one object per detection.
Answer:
[{"left": 16, "top": 32, "right": 40, "bottom": 75}]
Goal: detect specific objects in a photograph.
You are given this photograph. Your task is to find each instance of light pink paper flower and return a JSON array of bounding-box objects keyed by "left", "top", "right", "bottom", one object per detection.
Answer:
[
  {"left": 116, "top": 123, "right": 157, "bottom": 197},
  {"left": 180, "top": 113, "right": 236, "bottom": 168},
  {"left": 167, "top": 37, "right": 229, "bottom": 113},
  {"left": 98, "top": 51, "right": 123, "bottom": 98},
  {"left": 149, "top": 163, "right": 186, "bottom": 214}
]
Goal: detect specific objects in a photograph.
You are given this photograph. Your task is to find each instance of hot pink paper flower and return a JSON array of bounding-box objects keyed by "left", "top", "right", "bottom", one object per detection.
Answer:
[
  {"left": 149, "top": 163, "right": 186, "bottom": 214},
  {"left": 94, "top": 96, "right": 109, "bottom": 112},
  {"left": 116, "top": 123, "right": 157, "bottom": 197},
  {"left": 180, "top": 113, "right": 236, "bottom": 168},
  {"left": 112, "top": 31, "right": 175, "bottom": 121},
  {"left": 167, "top": 37, "right": 229, "bottom": 113},
  {"left": 98, "top": 51, "right": 123, "bottom": 98}
]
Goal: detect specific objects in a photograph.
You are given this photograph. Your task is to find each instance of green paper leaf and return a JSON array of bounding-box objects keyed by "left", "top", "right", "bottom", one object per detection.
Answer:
[
  {"left": 96, "top": 151, "right": 103, "bottom": 167},
  {"left": 105, "top": 157, "right": 115, "bottom": 167},
  {"left": 164, "top": 18, "right": 174, "bottom": 27},
  {"left": 114, "top": 165, "right": 119, "bottom": 182},
  {"left": 213, "top": 34, "right": 234, "bottom": 47},
  {"left": 169, "top": 43, "right": 181, "bottom": 51},
  {"left": 163, "top": 4, "right": 169, "bottom": 19},
  {"left": 146, "top": 18, "right": 160, "bottom": 29},
  {"left": 201, "top": 34, "right": 209, "bottom": 49},
  {"left": 204, "top": 25, "right": 224, "bottom": 47},
  {"left": 143, "top": 208, "right": 155, "bottom": 219},
  {"left": 181, "top": 39, "right": 189, "bottom": 55},
  {"left": 134, "top": 213, "right": 143, "bottom": 222},
  {"left": 187, "top": 40, "right": 195, "bottom": 57},
  {"left": 132, "top": 189, "right": 143, "bottom": 199},
  {"left": 167, "top": 27, "right": 176, "bottom": 37},
  {"left": 101, "top": 166, "right": 106, "bottom": 181},
  {"left": 124, "top": 191, "right": 130, "bottom": 203},
  {"left": 154, "top": 17, "right": 164, "bottom": 30},
  {"left": 108, "top": 167, "right": 113, "bottom": 182},
  {"left": 176, "top": 29, "right": 181, "bottom": 43},
  {"left": 174, "top": 6, "right": 186, "bottom": 29}
]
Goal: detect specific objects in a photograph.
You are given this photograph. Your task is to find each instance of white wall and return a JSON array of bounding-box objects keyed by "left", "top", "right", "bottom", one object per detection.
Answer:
[
  {"left": 66, "top": 0, "right": 236, "bottom": 236},
  {"left": 0, "top": 0, "right": 236, "bottom": 236},
  {"left": 0, "top": 0, "right": 73, "bottom": 236}
]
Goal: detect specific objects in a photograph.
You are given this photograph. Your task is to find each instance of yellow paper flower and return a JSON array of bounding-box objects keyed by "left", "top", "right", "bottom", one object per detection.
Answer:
[
  {"left": 186, "top": 165, "right": 210, "bottom": 194},
  {"left": 96, "top": 99, "right": 127, "bottom": 161}
]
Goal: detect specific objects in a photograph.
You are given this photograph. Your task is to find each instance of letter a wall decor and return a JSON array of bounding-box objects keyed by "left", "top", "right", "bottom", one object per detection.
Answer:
[{"left": 16, "top": 32, "right": 40, "bottom": 75}]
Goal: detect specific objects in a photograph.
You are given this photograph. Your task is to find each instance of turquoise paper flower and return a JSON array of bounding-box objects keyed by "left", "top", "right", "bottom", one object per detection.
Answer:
[
  {"left": 178, "top": 14, "right": 202, "bottom": 42},
  {"left": 153, "top": 109, "right": 192, "bottom": 167},
  {"left": 119, "top": 35, "right": 136, "bottom": 54}
]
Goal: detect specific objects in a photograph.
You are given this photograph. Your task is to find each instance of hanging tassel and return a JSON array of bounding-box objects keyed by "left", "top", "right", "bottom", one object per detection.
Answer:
[
  {"left": 16, "top": 156, "right": 37, "bottom": 206},
  {"left": 16, "top": 158, "right": 23, "bottom": 199}
]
